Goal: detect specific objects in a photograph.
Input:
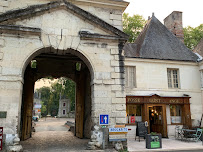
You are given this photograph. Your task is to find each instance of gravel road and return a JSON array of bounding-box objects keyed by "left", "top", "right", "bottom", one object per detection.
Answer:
[{"left": 20, "top": 117, "right": 89, "bottom": 152}]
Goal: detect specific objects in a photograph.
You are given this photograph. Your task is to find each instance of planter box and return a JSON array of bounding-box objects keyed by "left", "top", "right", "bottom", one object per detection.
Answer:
[{"left": 145, "top": 134, "right": 162, "bottom": 149}]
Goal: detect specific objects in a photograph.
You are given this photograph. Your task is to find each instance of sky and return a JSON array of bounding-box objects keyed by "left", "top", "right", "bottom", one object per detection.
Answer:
[
  {"left": 124, "top": 0, "right": 203, "bottom": 28},
  {"left": 35, "top": 79, "right": 57, "bottom": 89}
]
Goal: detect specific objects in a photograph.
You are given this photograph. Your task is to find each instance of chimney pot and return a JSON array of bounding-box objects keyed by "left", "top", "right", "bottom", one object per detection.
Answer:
[{"left": 152, "top": 12, "right": 154, "bottom": 17}]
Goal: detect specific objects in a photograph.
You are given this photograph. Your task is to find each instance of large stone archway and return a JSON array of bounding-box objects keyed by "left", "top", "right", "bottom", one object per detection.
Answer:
[{"left": 21, "top": 47, "right": 93, "bottom": 141}]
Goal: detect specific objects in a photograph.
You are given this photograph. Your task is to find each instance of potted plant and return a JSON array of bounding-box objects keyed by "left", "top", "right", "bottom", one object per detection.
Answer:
[{"left": 145, "top": 132, "right": 162, "bottom": 149}]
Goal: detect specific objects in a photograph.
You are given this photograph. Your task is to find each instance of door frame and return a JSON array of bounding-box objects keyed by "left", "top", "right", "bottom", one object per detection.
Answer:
[{"left": 145, "top": 104, "right": 168, "bottom": 137}]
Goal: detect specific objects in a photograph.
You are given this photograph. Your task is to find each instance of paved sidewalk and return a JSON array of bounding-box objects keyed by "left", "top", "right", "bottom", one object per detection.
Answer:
[{"left": 128, "top": 137, "right": 203, "bottom": 152}]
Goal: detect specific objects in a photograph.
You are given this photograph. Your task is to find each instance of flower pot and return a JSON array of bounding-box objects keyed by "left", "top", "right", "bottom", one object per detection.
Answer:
[{"left": 145, "top": 134, "right": 162, "bottom": 149}]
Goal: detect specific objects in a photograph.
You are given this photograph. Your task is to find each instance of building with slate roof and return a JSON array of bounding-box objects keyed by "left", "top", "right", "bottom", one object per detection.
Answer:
[
  {"left": 124, "top": 11, "right": 202, "bottom": 138},
  {"left": 194, "top": 38, "right": 203, "bottom": 117}
]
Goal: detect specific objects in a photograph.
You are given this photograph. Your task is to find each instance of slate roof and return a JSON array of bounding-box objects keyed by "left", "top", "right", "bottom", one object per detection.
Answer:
[
  {"left": 124, "top": 15, "right": 198, "bottom": 62},
  {"left": 0, "top": 0, "right": 128, "bottom": 40},
  {"left": 193, "top": 38, "right": 203, "bottom": 57}
]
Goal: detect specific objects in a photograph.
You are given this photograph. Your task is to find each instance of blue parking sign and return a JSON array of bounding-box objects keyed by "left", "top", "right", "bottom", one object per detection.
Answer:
[{"left": 99, "top": 114, "right": 109, "bottom": 125}]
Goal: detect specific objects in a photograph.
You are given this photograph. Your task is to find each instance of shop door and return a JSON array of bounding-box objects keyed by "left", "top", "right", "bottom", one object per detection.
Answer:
[{"left": 147, "top": 105, "right": 167, "bottom": 137}]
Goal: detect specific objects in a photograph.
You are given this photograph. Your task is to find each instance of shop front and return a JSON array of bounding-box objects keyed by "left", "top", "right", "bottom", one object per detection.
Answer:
[{"left": 126, "top": 94, "right": 192, "bottom": 138}]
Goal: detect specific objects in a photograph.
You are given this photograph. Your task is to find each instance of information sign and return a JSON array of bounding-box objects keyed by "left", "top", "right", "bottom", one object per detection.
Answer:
[
  {"left": 99, "top": 114, "right": 109, "bottom": 125},
  {"left": 109, "top": 127, "right": 128, "bottom": 133},
  {"left": 130, "top": 116, "right": 135, "bottom": 123},
  {"left": 136, "top": 122, "right": 148, "bottom": 137},
  {"left": 0, "top": 112, "right": 7, "bottom": 118}
]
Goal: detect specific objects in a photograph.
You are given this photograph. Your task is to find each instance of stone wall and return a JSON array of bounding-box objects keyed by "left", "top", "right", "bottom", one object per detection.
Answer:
[{"left": 0, "top": 0, "right": 126, "bottom": 31}]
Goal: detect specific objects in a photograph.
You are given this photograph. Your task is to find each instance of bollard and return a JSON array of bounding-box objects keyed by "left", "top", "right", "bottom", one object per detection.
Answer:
[{"left": 102, "top": 127, "right": 105, "bottom": 149}]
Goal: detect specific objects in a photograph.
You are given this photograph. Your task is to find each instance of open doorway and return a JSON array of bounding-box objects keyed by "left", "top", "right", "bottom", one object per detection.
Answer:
[
  {"left": 20, "top": 48, "right": 93, "bottom": 150},
  {"left": 149, "top": 106, "right": 163, "bottom": 134},
  {"left": 147, "top": 105, "right": 167, "bottom": 137}
]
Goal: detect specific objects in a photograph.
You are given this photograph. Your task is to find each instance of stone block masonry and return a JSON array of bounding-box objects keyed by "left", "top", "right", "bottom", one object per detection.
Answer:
[{"left": 0, "top": 0, "right": 129, "bottom": 150}]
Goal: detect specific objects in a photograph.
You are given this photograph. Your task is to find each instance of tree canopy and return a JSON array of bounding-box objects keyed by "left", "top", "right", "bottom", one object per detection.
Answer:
[
  {"left": 123, "top": 13, "right": 146, "bottom": 42},
  {"left": 184, "top": 24, "right": 203, "bottom": 50},
  {"left": 122, "top": 13, "right": 203, "bottom": 49}
]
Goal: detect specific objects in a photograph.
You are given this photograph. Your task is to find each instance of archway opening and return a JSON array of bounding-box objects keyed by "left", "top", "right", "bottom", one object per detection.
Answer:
[{"left": 20, "top": 47, "right": 93, "bottom": 150}]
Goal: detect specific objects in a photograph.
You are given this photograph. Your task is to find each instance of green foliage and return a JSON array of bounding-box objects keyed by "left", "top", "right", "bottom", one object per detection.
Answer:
[
  {"left": 150, "top": 132, "right": 158, "bottom": 135},
  {"left": 76, "top": 63, "right": 81, "bottom": 71},
  {"left": 37, "top": 87, "right": 51, "bottom": 116},
  {"left": 40, "top": 101, "right": 47, "bottom": 117},
  {"left": 123, "top": 13, "right": 146, "bottom": 42},
  {"left": 119, "top": 148, "right": 128, "bottom": 152},
  {"left": 36, "top": 78, "right": 76, "bottom": 117},
  {"left": 63, "top": 79, "right": 76, "bottom": 111},
  {"left": 31, "top": 60, "right": 37, "bottom": 68},
  {"left": 184, "top": 24, "right": 203, "bottom": 50}
]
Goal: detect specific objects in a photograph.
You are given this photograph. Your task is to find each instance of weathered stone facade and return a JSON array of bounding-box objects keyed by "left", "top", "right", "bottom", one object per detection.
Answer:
[
  {"left": 164, "top": 11, "right": 184, "bottom": 42},
  {"left": 58, "top": 98, "right": 71, "bottom": 118},
  {"left": 0, "top": 0, "right": 129, "bottom": 149}
]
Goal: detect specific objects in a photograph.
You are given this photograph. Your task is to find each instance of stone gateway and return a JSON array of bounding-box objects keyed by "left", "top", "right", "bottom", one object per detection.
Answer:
[{"left": 0, "top": 0, "right": 129, "bottom": 149}]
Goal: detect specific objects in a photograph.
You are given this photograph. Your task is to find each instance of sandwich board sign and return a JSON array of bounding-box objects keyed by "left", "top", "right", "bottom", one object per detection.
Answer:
[{"left": 99, "top": 114, "right": 109, "bottom": 125}]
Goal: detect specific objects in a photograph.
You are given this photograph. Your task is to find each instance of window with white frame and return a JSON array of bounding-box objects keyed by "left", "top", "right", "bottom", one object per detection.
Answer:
[
  {"left": 167, "top": 69, "right": 180, "bottom": 88},
  {"left": 125, "top": 66, "right": 136, "bottom": 88}
]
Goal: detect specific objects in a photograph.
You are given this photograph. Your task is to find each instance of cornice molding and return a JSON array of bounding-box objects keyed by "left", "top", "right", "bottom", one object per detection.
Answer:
[
  {"left": 72, "top": 0, "right": 129, "bottom": 11},
  {"left": 125, "top": 57, "right": 198, "bottom": 66}
]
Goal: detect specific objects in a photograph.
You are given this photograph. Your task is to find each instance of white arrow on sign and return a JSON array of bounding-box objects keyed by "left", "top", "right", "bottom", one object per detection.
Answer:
[{"left": 104, "top": 116, "right": 107, "bottom": 123}]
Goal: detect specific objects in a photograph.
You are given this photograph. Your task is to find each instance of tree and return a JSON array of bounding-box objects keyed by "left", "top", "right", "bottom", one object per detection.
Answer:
[
  {"left": 36, "top": 87, "right": 51, "bottom": 116},
  {"left": 184, "top": 24, "right": 203, "bottom": 50},
  {"left": 36, "top": 77, "right": 76, "bottom": 117},
  {"left": 40, "top": 101, "right": 47, "bottom": 117},
  {"left": 123, "top": 13, "right": 146, "bottom": 42},
  {"left": 63, "top": 79, "right": 76, "bottom": 111},
  {"left": 55, "top": 77, "right": 76, "bottom": 111}
]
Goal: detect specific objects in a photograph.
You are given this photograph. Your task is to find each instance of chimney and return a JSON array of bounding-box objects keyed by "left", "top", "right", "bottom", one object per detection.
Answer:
[{"left": 164, "top": 11, "right": 184, "bottom": 42}]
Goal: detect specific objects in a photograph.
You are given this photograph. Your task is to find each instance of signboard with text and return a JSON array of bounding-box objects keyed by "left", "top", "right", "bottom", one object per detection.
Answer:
[
  {"left": 109, "top": 127, "right": 128, "bottom": 142},
  {"left": 0, "top": 127, "right": 3, "bottom": 151},
  {"left": 130, "top": 116, "right": 135, "bottom": 123},
  {"left": 136, "top": 122, "right": 148, "bottom": 137},
  {"left": 126, "top": 95, "right": 189, "bottom": 105},
  {"left": 99, "top": 114, "right": 109, "bottom": 125},
  {"left": 109, "top": 127, "right": 128, "bottom": 133}
]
